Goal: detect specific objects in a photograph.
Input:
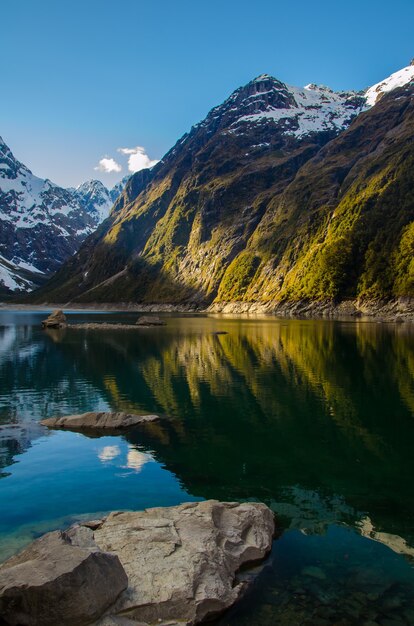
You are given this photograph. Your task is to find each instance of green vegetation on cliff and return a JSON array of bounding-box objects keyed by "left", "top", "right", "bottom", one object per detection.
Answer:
[{"left": 31, "top": 81, "right": 414, "bottom": 307}]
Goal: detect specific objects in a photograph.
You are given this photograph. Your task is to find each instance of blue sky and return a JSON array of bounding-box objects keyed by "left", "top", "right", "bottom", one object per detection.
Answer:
[{"left": 1, "top": 0, "right": 413, "bottom": 187}]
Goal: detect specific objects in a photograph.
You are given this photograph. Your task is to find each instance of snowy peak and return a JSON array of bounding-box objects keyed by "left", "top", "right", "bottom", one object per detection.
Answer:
[
  {"left": 74, "top": 179, "right": 113, "bottom": 222},
  {"left": 0, "top": 135, "right": 31, "bottom": 181},
  {"left": 365, "top": 61, "right": 414, "bottom": 106},
  {"left": 193, "top": 61, "right": 414, "bottom": 145},
  {"left": 74, "top": 177, "right": 127, "bottom": 222},
  {"left": 215, "top": 74, "right": 365, "bottom": 139}
]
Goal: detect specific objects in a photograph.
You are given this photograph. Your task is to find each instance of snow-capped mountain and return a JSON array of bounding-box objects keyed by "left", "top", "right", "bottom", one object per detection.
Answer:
[
  {"left": 35, "top": 60, "right": 414, "bottom": 307},
  {"left": 208, "top": 74, "right": 366, "bottom": 138},
  {"left": 0, "top": 137, "right": 125, "bottom": 295},
  {"left": 71, "top": 178, "right": 128, "bottom": 222},
  {"left": 5, "top": 60, "right": 414, "bottom": 301},
  {"left": 174, "top": 61, "right": 414, "bottom": 150},
  {"left": 74, "top": 180, "right": 114, "bottom": 224},
  {"left": 160, "top": 75, "right": 366, "bottom": 168}
]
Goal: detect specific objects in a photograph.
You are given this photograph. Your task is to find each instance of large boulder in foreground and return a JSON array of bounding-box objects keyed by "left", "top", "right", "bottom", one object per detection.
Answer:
[
  {"left": 41, "top": 309, "right": 67, "bottom": 328},
  {"left": 0, "top": 501, "right": 274, "bottom": 626},
  {"left": 0, "top": 528, "right": 127, "bottom": 626},
  {"left": 41, "top": 411, "right": 160, "bottom": 432},
  {"left": 91, "top": 500, "right": 274, "bottom": 624}
]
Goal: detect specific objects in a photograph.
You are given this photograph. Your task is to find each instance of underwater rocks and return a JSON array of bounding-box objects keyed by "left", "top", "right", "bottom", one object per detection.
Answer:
[
  {"left": 0, "top": 501, "right": 274, "bottom": 626},
  {"left": 40, "top": 411, "right": 161, "bottom": 432},
  {"left": 64, "top": 318, "right": 167, "bottom": 330},
  {"left": 135, "top": 315, "right": 166, "bottom": 326},
  {"left": 0, "top": 528, "right": 127, "bottom": 626}
]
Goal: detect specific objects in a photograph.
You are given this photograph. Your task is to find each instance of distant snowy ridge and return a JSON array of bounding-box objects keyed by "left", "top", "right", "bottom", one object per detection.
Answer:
[
  {"left": 73, "top": 178, "right": 128, "bottom": 223},
  {"left": 0, "top": 136, "right": 126, "bottom": 294}
]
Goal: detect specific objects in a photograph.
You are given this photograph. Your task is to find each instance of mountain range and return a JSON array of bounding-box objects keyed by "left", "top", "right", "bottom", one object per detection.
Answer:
[
  {"left": 10, "top": 61, "right": 414, "bottom": 312},
  {"left": 0, "top": 138, "right": 126, "bottom": 295}
]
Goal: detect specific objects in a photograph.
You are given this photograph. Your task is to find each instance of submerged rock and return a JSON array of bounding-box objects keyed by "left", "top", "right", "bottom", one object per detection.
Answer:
[
  {"left": 41, "top": 309, "right": 67, "bottom": 328},
  {"left": 40, "top": 411, "right": 160, "bottom": 432},
  {"left": 0, "top": 501, "right": 274, "bottom": 626},
  {"left": 135, "top": 315, "right": 166, "bottom": 326},
  {"left": 0, "top": 528, "right": 127, "bottom": 626},
  {"left": 301, "top": 565, "right": 327, "bottom": 580}
]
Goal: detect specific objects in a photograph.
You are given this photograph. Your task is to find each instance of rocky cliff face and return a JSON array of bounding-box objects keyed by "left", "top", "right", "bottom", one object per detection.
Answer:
[
  {"left": 31, "top": 64, "right": 414, "bottom": 307},
  {"left": 0, "top": 139, "right": 125, "bottom": 295}
]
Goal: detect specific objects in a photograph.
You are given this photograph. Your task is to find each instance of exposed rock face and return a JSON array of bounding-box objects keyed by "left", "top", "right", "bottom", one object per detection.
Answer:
[
  {"left": 90, "top": 500, "right": 275, "bottom": 624},
  {"left": 41, "top": 308, "right": 67, "bottom": 328},
  {"left": 41, "top": 411, "right": 160, "bottom": 432},
  {"left": 0, "top": 528, "right": 127, "bottom": 626},
  {"left": 135, "top": 315, "right": 166, "bottom": 326}
]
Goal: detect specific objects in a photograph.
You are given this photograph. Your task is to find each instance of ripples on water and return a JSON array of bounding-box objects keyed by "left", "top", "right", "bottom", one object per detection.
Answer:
[{"left": 1, "top": 310, "right": 414, "bottom": 625}]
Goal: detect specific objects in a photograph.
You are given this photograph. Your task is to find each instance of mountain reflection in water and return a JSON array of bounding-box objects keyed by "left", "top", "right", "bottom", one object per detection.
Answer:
[{"left": 1, "top": 311, "right": 414, "bottom": 624}]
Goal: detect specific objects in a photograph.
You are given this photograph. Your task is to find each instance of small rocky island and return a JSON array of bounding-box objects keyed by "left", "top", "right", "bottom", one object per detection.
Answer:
[
  {"left": 41, "top": 310, "right": 168, "bottom": 331},
  {"left": 0, "top": 500, "right": 275, "bottom": 626},
  {"left": 41, "top": 309, "right": 68, "bottom": 328}
]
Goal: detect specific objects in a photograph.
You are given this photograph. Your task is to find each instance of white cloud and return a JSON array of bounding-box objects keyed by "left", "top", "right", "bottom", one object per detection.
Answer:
[
  {"left": 118, "top": 146, "right": 159, "bottom": 173},
  {"left": 94, "top": 157, "right": 122, "bottom": 173}
]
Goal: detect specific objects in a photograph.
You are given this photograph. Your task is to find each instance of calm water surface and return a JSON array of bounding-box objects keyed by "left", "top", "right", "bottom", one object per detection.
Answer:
[{"left": 1, "top": 310, "right": 414, "bottom": 625}]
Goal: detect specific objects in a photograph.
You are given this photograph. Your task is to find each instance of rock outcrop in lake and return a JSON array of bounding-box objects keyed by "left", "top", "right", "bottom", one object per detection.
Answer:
[
  {"left": 0, "top": 500, "right": 275, "bottom": 626},
  {"left": 41, "top": 411, "right": 161, "bottom": 432},
  {"left": 41, "top": 309, "right": 67, "bottom": 328}
]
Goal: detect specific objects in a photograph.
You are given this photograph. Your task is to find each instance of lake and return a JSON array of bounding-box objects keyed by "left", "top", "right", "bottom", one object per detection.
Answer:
[{"left": 1, "top": 310, "right": 414, "bottom": 625}]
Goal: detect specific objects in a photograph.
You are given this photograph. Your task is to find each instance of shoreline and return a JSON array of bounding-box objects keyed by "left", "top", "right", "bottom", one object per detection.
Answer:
[{"left": 1, "top": 297, "right": 413, "bottom": 321}]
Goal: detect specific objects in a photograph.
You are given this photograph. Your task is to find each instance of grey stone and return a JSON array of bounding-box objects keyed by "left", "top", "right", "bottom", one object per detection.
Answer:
[
  {"left": 89, "top": 500, "right": 274, "bottom": 625},
  {"left": 40, "top": 411, "right": 160, "bottom": 432},
  {"left": 0, "top": 529, "right": 127, "bottom": 626},
  {"left": 0, "top": 500, "right": 274, "bottom": 626}
]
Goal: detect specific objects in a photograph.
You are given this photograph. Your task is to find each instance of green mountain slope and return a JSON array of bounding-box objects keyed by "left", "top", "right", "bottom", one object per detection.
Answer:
[
  {"left": 229, "top": 83, "right": 414, "bottom": 305},
  {"left": 31, "top": 78, "right": 414, "bottom": 310}
]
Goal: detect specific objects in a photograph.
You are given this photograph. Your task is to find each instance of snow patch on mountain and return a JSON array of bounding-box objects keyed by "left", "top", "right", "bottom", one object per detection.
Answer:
[
  {"left": 0, "top": 255, "right": 36, "bottom": 292},
  {"left": 365, "top": 62, "right": 414, "bottom": 106}
]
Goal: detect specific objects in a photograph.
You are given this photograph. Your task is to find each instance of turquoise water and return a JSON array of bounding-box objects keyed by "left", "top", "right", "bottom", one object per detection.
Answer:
[{"left": 1, "top": 310, "right": 414, "bottom": 624}]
